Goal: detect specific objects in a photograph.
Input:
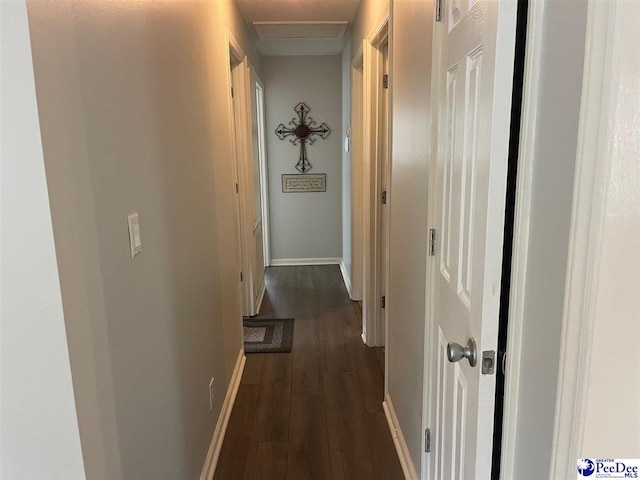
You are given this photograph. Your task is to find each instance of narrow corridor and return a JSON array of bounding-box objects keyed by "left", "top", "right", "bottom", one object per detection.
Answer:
[{"left": 214, "top": 266, "right": 403, "bottom": 479}]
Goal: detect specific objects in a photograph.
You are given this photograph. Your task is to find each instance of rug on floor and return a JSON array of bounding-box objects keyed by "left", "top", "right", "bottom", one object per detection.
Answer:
[{"left": 243, "top": 318, "right": 294, "bottom": 354}]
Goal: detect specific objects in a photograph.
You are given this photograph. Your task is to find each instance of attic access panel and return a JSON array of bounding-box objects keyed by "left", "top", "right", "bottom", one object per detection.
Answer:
[{"left": 252, "top": 21, "right": 348, "bottom": 39}]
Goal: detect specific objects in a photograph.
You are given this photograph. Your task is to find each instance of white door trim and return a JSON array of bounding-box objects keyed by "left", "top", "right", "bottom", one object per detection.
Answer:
[
  {"left": 351, "top": 47, "right": 364, "bottom": 303},
  {"left": 549, "top": 1, "right": 620, "bottom": 477},
  {"left": 498, "top": 0, "right": 546, "bottom": 476},
  {"left": 421, "top": 2, "right": 438, "bottom": 476},
  {"left": 384, "top": 0, "right": 395, "bottom": 394}
]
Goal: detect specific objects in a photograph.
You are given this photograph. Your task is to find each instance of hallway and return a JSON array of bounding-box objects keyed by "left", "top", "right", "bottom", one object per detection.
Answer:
[{"left": 214, "top": 266, "right": 403, "bottom": 479}]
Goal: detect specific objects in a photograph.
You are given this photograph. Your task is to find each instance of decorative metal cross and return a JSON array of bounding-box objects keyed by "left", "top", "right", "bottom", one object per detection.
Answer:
[{"left": 275, "top": 102, "right": 330, "bottom": 173}]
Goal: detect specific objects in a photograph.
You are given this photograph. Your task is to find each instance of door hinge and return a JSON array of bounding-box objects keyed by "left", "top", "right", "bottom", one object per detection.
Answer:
[
  {"left": 383, "top": 74, "right": 389, "bottom": 89},
  {"left": 436, "top": 0, "right": 444, "bottom": 22},
  {"left": 425, "top": 428, "right": 431, "bottom": 453},
  {"left": 231, "top": 86, "right": 234, "bottom": 98},
  {"left": 235, "top": 182, "right": 239, "bottom": 193},
  {"left": 429, "top": 228, "right": 436, "bottom": 256},
  {"left": 240, "top": 271, "right": 243, "bottom": 282},
  {"left": 381, "top": 296, "right": 386, "bottom": 309},
  {"left": 382, "top": 190, "right": 387, "bottom": 204}
]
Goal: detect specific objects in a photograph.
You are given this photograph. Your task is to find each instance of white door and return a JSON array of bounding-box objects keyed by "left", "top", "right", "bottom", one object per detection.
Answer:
[
  {"left": 231, "top": 57, "right": 258, "bottom": 316},
  {"left": 428, "top": 0, "right": 517, "bottom": 478}
]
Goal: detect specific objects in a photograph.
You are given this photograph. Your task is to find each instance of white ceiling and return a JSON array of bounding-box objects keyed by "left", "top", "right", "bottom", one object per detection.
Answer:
[{"left": 235, "top": 0, "right": 363, "bottom": 56}]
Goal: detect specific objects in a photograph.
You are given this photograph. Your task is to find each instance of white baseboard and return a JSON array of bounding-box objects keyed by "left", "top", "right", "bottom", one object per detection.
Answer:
[
  {"left": 200, "top": 349, "right": 246, "bottom": 480},
  {"left": 270, "top": 257, "right": 341, "bottom": 266},
  {"left": 383, "top": 393, "right": 419, "bottom": 480},
  {"left": 339, "top": 259, "right": 354, "bottom": 299},
  {"left": 255, "top": 280, "right": 266, "bottom": 315}
]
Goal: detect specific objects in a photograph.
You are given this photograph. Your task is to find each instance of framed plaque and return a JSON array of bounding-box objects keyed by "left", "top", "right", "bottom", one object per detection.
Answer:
[{"left": 282, "top": 173, "right": 326, "bottom": 193}]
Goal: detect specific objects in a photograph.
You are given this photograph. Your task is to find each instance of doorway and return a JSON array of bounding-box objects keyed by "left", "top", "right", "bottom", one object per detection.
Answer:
[
  {"left": 355, "top": 17, "right": 391, "bottom": 349},
  {"left": 255, "top": 79, "right": 270, "bottom": 269}
]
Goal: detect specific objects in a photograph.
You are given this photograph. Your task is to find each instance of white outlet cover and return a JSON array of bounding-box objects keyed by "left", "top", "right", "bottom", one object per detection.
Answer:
[{"left": 127, "top": 212, "right": 142, "bottom": 258}]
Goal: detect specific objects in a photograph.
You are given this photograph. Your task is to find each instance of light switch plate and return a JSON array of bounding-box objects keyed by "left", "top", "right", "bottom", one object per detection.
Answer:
[{"left": 127, "top": 212, "right": 142, "bottom": 258}]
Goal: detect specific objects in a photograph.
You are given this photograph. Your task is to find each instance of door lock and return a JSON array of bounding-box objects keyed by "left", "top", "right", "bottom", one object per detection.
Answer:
[{"left": 481, "top": 350, "right": 495, "bottom": 375}]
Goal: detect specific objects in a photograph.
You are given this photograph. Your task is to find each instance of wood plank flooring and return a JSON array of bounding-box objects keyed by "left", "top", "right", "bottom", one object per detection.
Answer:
[{"left": 214, "top": 266, "right": 403, "bottom": 480}]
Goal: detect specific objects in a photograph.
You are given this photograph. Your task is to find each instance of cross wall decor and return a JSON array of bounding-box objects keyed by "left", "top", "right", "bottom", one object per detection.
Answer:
[{"left": 275, "top": 102, "right": 330, "bottom": 173}]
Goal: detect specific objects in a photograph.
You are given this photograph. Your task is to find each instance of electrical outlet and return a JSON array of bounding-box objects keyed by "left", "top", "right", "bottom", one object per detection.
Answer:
[{"left": 208, "top": 377, "right": 215, "bottom": 410}]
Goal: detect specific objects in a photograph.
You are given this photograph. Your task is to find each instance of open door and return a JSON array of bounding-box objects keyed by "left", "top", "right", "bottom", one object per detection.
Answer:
[
  {"left": 250, "top": 71, "right": 267, "bottom": 311},
  {"left": 426, "top": 0, "right": 517, "bottom": 478},
  {"left": 228, "top": 30, "right": 263, "bottom": 317}
]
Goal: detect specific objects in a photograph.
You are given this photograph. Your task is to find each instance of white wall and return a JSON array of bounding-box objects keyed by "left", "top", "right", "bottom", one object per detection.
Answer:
[
  {"left": 386, "top": 0, "right": 433, "bottom": 474},
  {"left": 263, "top": 55, "right": 342, "bottom": 262},
  {"left": 511, "top": 1, "right": 588, "bottom": 477},
  {"left": 580, "top": 0, "right": 640, "bottom": 457},
  {"left": 0, "top": 2, "right": 85, "bottom": 477},
  {"left": 341, "top": 37, "right": 353, "bottom": 283},
  {"left": 351, "top": 0, "right": 388, "bottom": 55},
  {"left": 25, "top": 0, "right": 259, "bottom": 477}
]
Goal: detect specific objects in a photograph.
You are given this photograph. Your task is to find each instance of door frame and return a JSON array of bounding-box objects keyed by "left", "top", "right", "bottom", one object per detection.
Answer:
[
  {"left": 421, "top": 2, "right": 440, "bottom": 471},
  {"left": 255, "top": 77, "right": 271, "bottom": 268},
  {"left": 549, "top": 1, "right": 628, "bottom": 476},
  {"left": 501, "top": 1, "right": 628, "bottom": 476},
  {"left": 351, "top": 47, "right": 364, "bottom": 303},
  {"left": 359, "top": 14, "right": 391, "bottom": 348},
  {"left": 496, "top": 0, "right": 544, "bottom": 475}
]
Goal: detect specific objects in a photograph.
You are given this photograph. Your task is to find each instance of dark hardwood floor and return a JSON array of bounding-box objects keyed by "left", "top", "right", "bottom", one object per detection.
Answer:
[{"left": 214, "top": 265, "right": 404, "bottom": 480}]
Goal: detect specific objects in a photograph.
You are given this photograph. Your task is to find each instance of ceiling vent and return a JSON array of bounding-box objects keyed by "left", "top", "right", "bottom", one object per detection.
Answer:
[{"left": 252, "top": 21, "right": 348, "bottom": 40}]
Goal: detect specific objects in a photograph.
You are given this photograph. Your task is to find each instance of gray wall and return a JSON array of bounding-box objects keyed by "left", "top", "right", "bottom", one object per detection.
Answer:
[
  {"left": 387, "top": 0, "right": 433, "bottom": 473},
  {"left": 26, "top": 0, "right": 258, "bottom": 478},
  {"left": 513, "top": 1, "right": 588, "bottom": 477},
  {"left": 341, "top": 38, "right": 353, "bottom": 281},
  {"left": 0, "top": 2, "right": 85, "bottom": 477},
  {"left": 263, "top": 56, "right": 343, "bottom": 262}
]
